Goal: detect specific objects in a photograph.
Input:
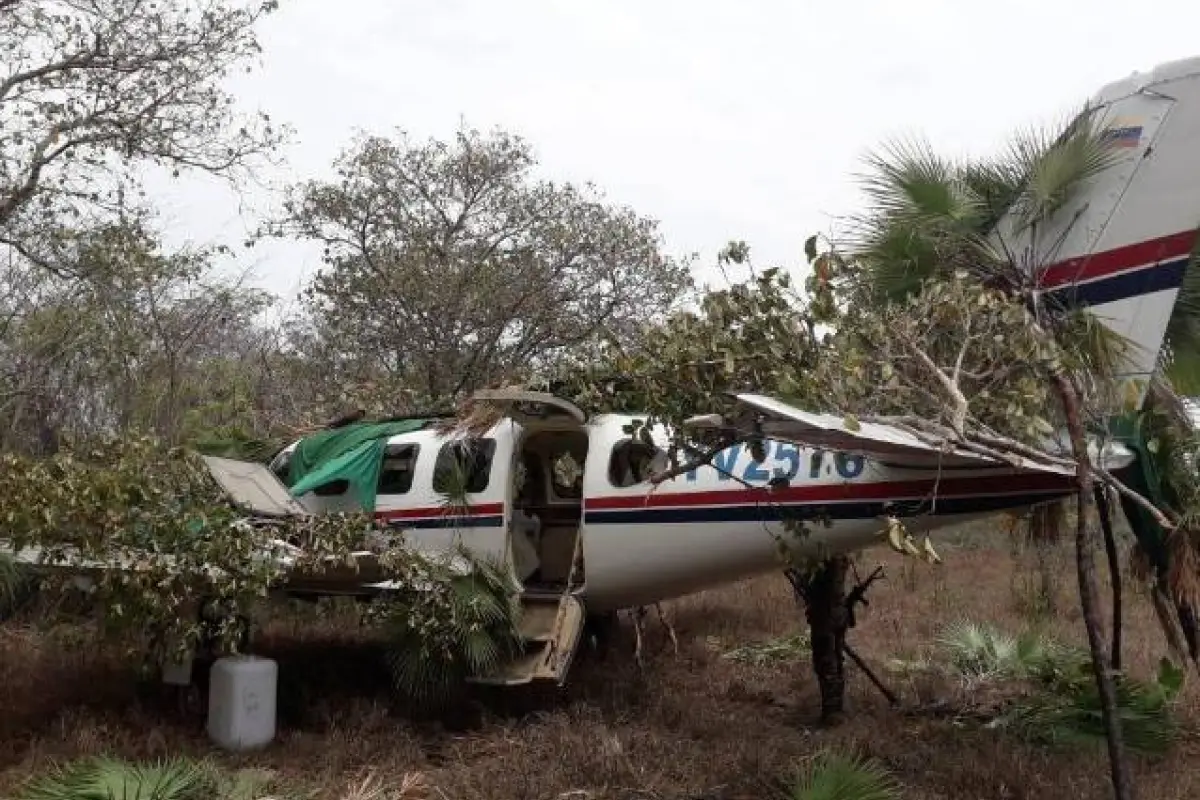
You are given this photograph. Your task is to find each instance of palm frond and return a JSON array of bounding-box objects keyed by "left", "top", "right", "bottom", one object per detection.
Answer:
[
  {"left": 858, "top": 137, "right": 981, "bottom": 224},
  {"left": 1003, "top": 109, "right": 1121, "bottom": 229},
  {"left": 937, "top": 620, "right": 1085, "bottom": 684},
  {"left": 18, "top": 756, "right": 216, "bottom": 800},
  {"left": 0, "top": 551, "right": 32, "bottom": 620},
  {"left": 1002, "top": 663, "right": 1182, "bottom": 756},
  {"left": 1163, "top": 347, "right": 1200, "bottom": 397},
  {"left": 790, "top": 749, "right": 901, "bottom": 800},
  {"left": 958, "top": 157, "right": 1027, "bottom": 232},
  {"left": 380, "top": 553, "right": 523, "bottom": 708},
  {"left": 854, "top": 218, "right": 941, "bottom": 301},
  {"left": 941, "top": 621, "right": 1185, "bottom": 756},
  {"left": 847, "top": 136, "right": 1016, "bottom": 302},
  {"left": 433, "top": 438, "right": 485, "bottom": 517},
  {"left": 1053, "top": 305, "right": 1136, "bottom": 393},
  {"left": 937, "top": 619, "right": 1022, "bottom": 680}
]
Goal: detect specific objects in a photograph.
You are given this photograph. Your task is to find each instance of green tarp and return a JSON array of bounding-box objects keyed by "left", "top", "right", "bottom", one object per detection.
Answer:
[
  {"left": 286, "top": 419, "right": 430, "bottom": 511},
  {"left": 1107, "top": 412, "right": 1171, "bottom": 574}
]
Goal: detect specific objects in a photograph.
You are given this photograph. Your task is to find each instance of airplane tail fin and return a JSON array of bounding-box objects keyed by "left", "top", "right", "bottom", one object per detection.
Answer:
[{"left": 991, "top": 56, "right": 1200, "bottom": 409}]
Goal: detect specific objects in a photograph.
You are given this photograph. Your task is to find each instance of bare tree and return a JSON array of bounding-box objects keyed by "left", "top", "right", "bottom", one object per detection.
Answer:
[{"left": 0, "top": 0, "right": 285, "bottom": 274}]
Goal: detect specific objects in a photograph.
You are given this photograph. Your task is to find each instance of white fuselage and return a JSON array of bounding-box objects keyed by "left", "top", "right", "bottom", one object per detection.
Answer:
[{"left": 274, "top": 414, "right": 1078, "bottom": 613}]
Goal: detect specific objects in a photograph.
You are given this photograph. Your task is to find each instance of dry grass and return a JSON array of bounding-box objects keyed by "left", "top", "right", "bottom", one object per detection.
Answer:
[{"left": 3, "top": 525, "right": 1200, "bottom": 799}]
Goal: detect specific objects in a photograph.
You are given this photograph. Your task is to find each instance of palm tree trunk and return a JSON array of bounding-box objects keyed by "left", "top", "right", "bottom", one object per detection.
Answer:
[
  {"left": 803, "top": 555, "right": 851, "bottom": 725},
  {"left": 1054, "top": 373, "right": 1134, "bottom": 800},
  {"left": 1095, "top": 484, "right": 1124, "bottom": 671}
]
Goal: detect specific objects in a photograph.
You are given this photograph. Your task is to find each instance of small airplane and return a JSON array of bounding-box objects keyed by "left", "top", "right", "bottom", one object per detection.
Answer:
[
  {"left": 196, "top": 385, "right": 1129, "bottom": 687},
  {"left": 197, "top": 53, "right": 1200, "bottom": 685},
  {"left": 8, "top": 54, "right": 1200, "bottom": 690}
]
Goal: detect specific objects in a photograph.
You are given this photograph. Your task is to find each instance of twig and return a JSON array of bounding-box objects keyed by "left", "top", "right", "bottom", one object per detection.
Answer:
[
  {"left": 965, "top": 429, "right": 1075, "bottom": 469},
  {"left": 649, "top": 434, "right": 750, "bottom": 485},
  {"left": 951, "top": 317, "right": 973, "bottom": 387},
  {"left": 1096, "top": 467, "right": 1178, "bottom": 531},
  {"left": 843, "top": 642, "right": 899, "bottom": 706},
  {"left": 901, "top": 336, "right": 971, "bottom": 436}
]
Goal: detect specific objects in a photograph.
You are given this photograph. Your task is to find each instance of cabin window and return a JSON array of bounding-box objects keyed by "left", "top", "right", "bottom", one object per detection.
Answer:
[
  {"left": 550, "top": 448, "right": 584, "bottom": 499},
  {"left": 433, "top": 437, "right": 496, "bottom": 495},
  {"left": 377, "top": 443, "right": 420, "bottom": 495},
  {"left": 269, "top": 449, "right": 348, "bottom": 496},
  {"left": 608, "top": 439, "right": 668, "bottom": 488}
]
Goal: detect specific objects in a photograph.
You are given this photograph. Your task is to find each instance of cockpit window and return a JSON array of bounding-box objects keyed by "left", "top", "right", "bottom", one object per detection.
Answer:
[
  {"left": 270, "top": 450, "right": 292, "bottom": 484},
  {"left": 608, "top": 439, "right": 668, "bottom": 488},
  {"left": 378, "top": 443, "right": 420, "bottom": 495}
]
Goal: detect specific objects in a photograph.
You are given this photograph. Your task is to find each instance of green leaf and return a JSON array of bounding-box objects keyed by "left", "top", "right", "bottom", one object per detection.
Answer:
[
  {"left": 790, "top": 750, "right": 901, "bottom": 800},
  {"left": 1156, "top": 657, "right": 1184, "bottom": 700}
]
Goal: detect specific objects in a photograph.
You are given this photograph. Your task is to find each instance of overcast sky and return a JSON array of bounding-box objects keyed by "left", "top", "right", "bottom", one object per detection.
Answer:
[{"left": 147, "top": 0, "right": 1200, "bottom": 304}]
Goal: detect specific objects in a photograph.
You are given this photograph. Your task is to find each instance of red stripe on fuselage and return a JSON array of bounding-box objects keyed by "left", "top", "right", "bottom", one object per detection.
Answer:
[
  {"left": 586, "top": 472, "right": 1075, "bottom": 511},
  {"left": 367, "top": 474, "right": 1075, "bottom": 521},
  {"left": 1038, "top": 230, "right": 1196, "bottom": 290},
  {"left": 375, "top": 502, "right": 504, "bottom": 522}
]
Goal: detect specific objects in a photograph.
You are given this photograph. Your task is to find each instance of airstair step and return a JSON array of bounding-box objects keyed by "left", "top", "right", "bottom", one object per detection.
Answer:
[{"left": 517, "top": 601, "right": 559, "bottom": 642}]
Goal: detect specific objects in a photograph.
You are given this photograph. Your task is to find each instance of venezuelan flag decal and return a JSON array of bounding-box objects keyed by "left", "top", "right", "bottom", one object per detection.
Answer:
[{"left": 1100, "top": 116, "right": 1143, "bottom": 148}]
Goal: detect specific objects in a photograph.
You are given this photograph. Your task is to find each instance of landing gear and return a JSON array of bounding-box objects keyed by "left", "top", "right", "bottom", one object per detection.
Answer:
[
  {"left": 583, "top": 605, "right": 680, "bottom": 668},
  {"left": 583, "top": 611, "right": 619, "bottom": 659},
  {"left": 631, "top": 603, "right": 678, "bottom": 668}
]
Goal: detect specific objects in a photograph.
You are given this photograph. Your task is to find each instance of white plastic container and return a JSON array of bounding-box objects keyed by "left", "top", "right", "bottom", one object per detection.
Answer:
[{"left": 206, "top": 655, "right": 278, "bottom": 751}]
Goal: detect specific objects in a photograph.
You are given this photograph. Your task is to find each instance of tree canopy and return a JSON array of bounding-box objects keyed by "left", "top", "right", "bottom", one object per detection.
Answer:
[{"left": 272, "top": 126, "right": 695, "bottom": 407}]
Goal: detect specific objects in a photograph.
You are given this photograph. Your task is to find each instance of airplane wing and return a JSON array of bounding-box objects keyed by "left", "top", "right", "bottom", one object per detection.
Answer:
[{"left": 724, "top": 393, "right": 1080, "bottom": 474}]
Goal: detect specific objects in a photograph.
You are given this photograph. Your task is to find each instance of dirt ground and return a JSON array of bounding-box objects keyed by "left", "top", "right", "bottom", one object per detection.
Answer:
[{"left": 2, "top": 528, "right": 1199, "bottom": 800}]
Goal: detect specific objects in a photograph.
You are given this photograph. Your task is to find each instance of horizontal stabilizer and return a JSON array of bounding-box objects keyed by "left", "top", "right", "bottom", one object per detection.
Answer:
[
  {"left": 729, "top": 394, "right": 1008, "bottom": 468},
  {"left": 726, "top": 394, "right": 1133, "bottom": 474}
]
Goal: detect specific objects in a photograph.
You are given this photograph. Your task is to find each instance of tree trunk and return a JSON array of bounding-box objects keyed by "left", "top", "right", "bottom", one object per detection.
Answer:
[
  {"left": 1095, "top": 484, "right": 1124, "bottom": 672},
  {"left": 1054, "top": 373, "right": 1134, "bottom": 800},
  {"left": 803, "top": 555, "right": 851, "bottom": 725}
]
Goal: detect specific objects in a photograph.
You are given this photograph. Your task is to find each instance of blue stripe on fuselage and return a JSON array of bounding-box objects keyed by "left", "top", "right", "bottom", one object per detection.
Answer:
[
  {"left": 1043, "top": 256, "right": 1189, "bottom": 308},
  {"left": 582, "top": 490, "right": 1071, "bottom": 526}
]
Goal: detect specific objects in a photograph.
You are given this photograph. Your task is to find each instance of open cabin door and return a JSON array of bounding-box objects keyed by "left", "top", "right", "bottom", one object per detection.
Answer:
[
  {"left": 468, "top": 389, "right": 587, "bottom": 427},
  {"left": 462, "top": 388, "right": 589, "bottom": 686},
  {"left": 201, "top": 448, "right": 586, "bottom": 685}
]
